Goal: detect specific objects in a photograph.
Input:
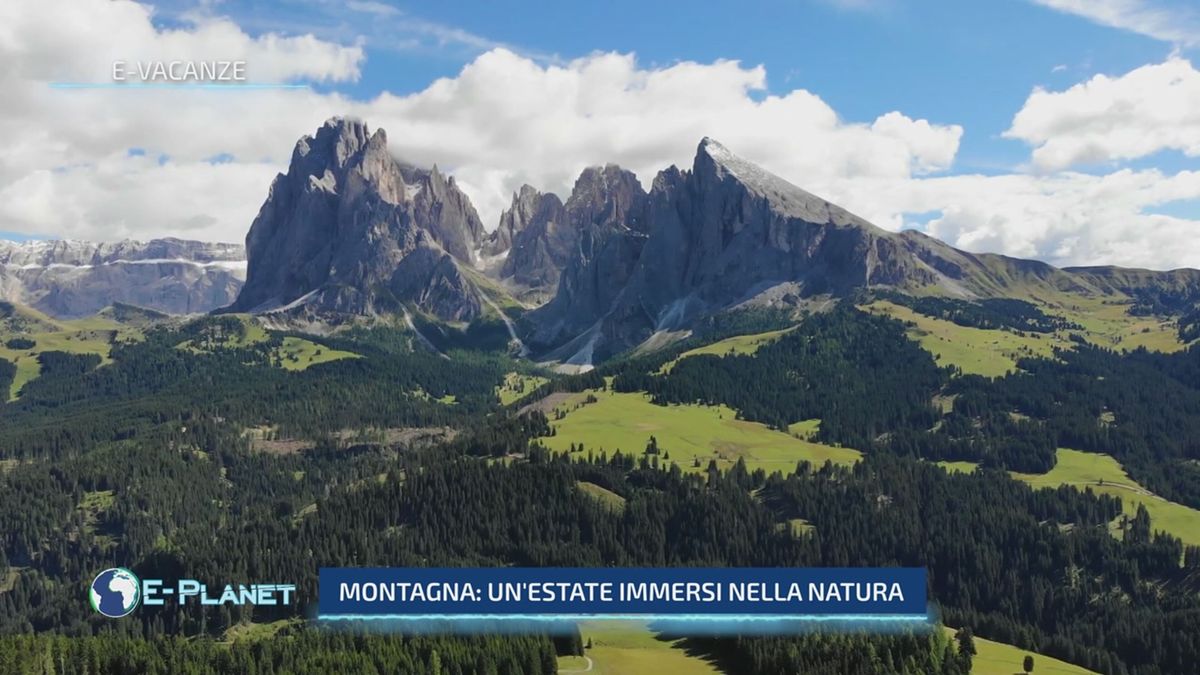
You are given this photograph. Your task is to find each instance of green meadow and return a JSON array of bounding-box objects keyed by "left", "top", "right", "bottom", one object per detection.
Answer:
[
  {"left": 541, "top": 389, "right": 861, "bottom": 474},
  {"left": 274, "top": 336, "right": 360, "bottom": 371},
  {"left": 1034, "top": 294, "right": 1189, "bottom": 353},
  {"left": 660, "top": 326, "right": 796, "bottom": 373},
  {"left": 576, "top": 480, "right": 626, "bottom": 512},
  {"left": 944, "top": 628, "right": 1096, "bottom": 675},
  {"left": 221, "top": 618, "right": 302, "bottom": 644},
  {"left": 863, "top": 296, "right": 1190, "bottom": 379},
  {"left": 559, "top": 621, "right": 721, "bottom": 675},
  {"left": 862, "top": 301, "right": 1062, "bottom": 377},
  {"left": 176, "top": 314, "right": 268, "bottom": 353},
  {"left": 497, "top": 371, "right": 550, "bottom": 405},
  {"left": 177, "top": 316, "right": 359, "bottom": 371},
  {"left": 941, "top": 449, "right": 1200, "bottom": 548},
  {"left": 0, "top": 307, "right": 137, "bottom": 400}
]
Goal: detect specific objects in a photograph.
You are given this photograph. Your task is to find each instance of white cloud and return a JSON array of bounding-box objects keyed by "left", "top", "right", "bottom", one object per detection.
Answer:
[
  {"left": 828, "top": 170, "right": 1200, "bottom": 270},
  {"left": 0, "top": 1, "right": 364, "bottom": 85},
  {"left": 0, "top": 0, "right": 363, "bottom": 242},
  {"left": 1006, "top": 58, "right": 1200, "bottom": 171},
  {"left": 354, "top": 49, "right": 963, "bottom": 232},
  {"left": 1030, "top": 0, "right": 1200, "bottom": 47},
  {"left": 0, "top": 0, "right": 1197, "bottom": 271},
  {"left": 0, "top": 155, "right": 281, "bottom": 243},
  {"left": 243, "top": 0, "right": 514, "bottom": 57}
]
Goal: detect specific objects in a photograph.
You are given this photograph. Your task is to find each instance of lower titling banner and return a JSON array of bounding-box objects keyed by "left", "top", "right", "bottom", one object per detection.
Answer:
[{"left": 317, "top": 567, "right": 928, "bottom": 625}]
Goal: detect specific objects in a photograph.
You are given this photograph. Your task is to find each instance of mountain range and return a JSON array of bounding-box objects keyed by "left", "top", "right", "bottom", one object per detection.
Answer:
[
  {"left": 3, "top": 117, "right": 1198, "bottom": 366},
  {"left": 0, "top": 238, "right": 244, "bottom": 318}
]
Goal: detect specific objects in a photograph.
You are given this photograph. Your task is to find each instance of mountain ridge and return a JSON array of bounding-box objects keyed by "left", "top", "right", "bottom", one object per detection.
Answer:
[
  {"left": 227, "top": 118, "right": 487, "bottom": 321},
  {"left": 6, "top": 122, "right": 1198, "bottom": 365},
  {"left": 0, "top": 237, "right": 244, "bottom": 317}
]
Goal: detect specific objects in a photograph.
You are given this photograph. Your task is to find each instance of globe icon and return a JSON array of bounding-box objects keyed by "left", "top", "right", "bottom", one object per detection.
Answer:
[{"left": 89, "top": 568, "right": 141, "bottom": 618}]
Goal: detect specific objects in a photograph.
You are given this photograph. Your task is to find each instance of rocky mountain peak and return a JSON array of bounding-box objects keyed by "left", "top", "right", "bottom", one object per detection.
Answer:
[
  {"left": 227, "top": 120, "right": 485, "bottom": 320},
  {"left": 527, "top": 138, "right": 938, "bottom": 363},
  {"left": 298, "top": 117, "right": 371, "bottom": 165},
  {"left": 483, "top": 185, "right": 552, "bottom": 258},
  {"left": 565, "top": 164, "right": 647, "bottom": 230},
  {"left": 693, "top": 137, "right": 875, "bottom": 229}
]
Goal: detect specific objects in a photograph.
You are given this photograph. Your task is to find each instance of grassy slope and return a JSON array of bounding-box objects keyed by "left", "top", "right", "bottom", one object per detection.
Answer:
[
  {"left": 275, "top": 336, "right": 360, "bottom": 371},
  {"left": 939, "top": 449, "right": 1200, "bottom": 548},
  {"left": 862, "top": 301, "right": 1062, "bottom": 377},
  {"left": 176, "top": 314, "right": 268, "bottom": 353},
  {"left": 221, "top": 618, "right": 302, "bottom": 643},
  {"left": 541, "top": 389, "right": 860, "bottom": 474},
  {"left": 660, "top": 326, "right": 796, "bottom": 373},
  {"left": 863, "top": 295, "right": 1190, "bottom": 379},
  {"left": 564, "top": 621, "right": 1093, "bottom": 675},
  {"left": 497, "top": 372, "right": 550, "bottom": 405},
  {"left": 971, "top": 636, "right": 1096, "bottom": 675},
  {"left": 1033, "top": 293, "right": 1187, "bottom": 353},
  {"left": 560, "top": 621, "right": 721, "bottom": 675},
  {"left": 944, "top": 628, "right": 1096, "bottom": 675},
  {"left": 178, "top": 316, "right": 358, "bottom": 372},
  {"left": 576, "top": 481, "right": 626, "bottom": 512},
  {"left": 0, "top": 307, "right": 138, "bottom": 400}
]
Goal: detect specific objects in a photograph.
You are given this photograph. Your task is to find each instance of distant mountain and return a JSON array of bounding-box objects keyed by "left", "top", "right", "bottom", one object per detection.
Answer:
[
  {"left": 482, "top": 167, "right": 648, "bottom": 305},
  {"left": 524, "top": 138, "right": 1200, "bottom": 365},
  {"left": 227, "top": 118, "right": 487, "bottom": 321},
  {"left": 25, "top": 120, "right": 1192, "bottom": 362},
  {"left": 0, "top": 238, "right": 244, "bottom": 318},
  {"left": 480, "top": 185, "right": 569, "bottom": 302}
]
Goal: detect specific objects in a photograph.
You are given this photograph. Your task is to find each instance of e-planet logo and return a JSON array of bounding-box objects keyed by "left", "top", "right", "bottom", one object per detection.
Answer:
[
  {"left": 90, "top": 567, "right": 141, "bottom": 618},
  {"left": 89, "top": 569, "right": 295, "bottom": 618}
]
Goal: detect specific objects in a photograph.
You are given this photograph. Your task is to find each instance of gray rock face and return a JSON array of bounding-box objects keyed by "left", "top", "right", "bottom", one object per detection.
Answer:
[
  {"left": 0, "top": 238, "right": 244, "bottom": 318},
  {"left": 525, "top": 165, "right": 649, "bottom": 354},
  {"left": 631, "top": 138, "right": 937, "bottom": 315},
  {"left": 525, "top": 139, "right": 989, "bottom": 362},
  {"left": 482, "top": 185, "right": 571, "bottom": 300},
  {"left": 227, "top": 118, "right": 485, "bottom": 320},
  {"left": 502, "top": 190, "right": 571, "bottom": 288},
  {"left": 483, "top": 168, "right": 648, "bottom": 308},
  {"left": 482, "top": 185, "right": 542, "bottom": 257}
]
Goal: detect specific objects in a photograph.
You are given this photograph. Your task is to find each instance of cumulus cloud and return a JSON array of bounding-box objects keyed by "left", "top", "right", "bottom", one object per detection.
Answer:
[
  {"left": 0, "top": 2, "right": 962, "bottom": 246},
  {"left": 1, "top": 0, "right": 364, "bottom": 85},
  {"left": 0, "top": 0, "right": 363, "bottom": 242},
  {"left": 1006, "top": 58, "right": 1200, "bottom": 171},
  {"left": 357, "top": 49, "right": 963, "bottom": 231},
  {"left": 0, "top": 0, "right": 1198, "bottom": 271},
  {"left": 829, "top": 170, "right": 1200, "bottom": 270},
  {"left": 1030, "top": 0, "right": 1200, "bottom": 47}
]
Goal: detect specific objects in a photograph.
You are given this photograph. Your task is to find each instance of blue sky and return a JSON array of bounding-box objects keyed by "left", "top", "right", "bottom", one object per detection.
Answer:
[{"left": 3, "top": 0, "right": 1199, "bottom": 269}]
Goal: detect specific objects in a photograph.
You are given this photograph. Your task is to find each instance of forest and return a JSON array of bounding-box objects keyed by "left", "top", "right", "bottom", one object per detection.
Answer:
[
  {"left": 2, "top": 304, "right": 1200, "bottom": 673},
  {"left": 613, "top": 306, "right": 1200, "bottom": 508}
]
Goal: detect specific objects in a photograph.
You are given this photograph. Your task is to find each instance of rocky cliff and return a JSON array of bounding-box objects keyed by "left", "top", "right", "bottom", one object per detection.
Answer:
[
  {"left": 227, "top": 118, "right": 486, "bottom": 321},
  {"left": 523, "top": 138, "right": 1133, "bottom": 364},
  {"left": 483, "top": 186, "right": 570, "bottom": 301},
  {"left": 481, "top": 167, "right": 649, "bottom": 307},
  {"left": 0, "top": 238, "right": 244, "bottom": 317}
]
